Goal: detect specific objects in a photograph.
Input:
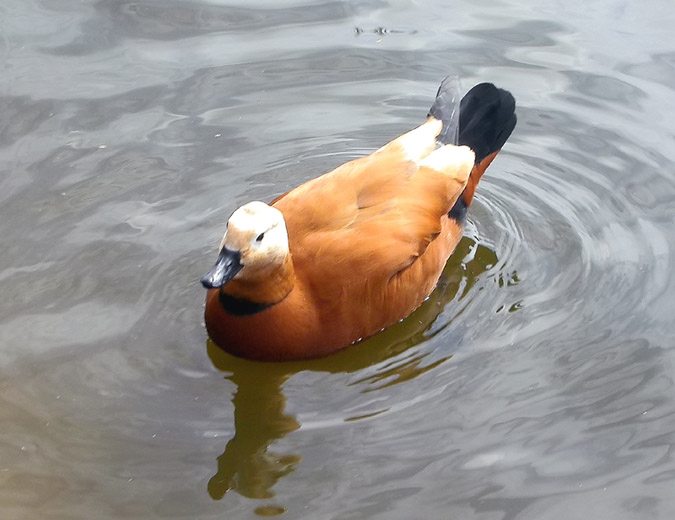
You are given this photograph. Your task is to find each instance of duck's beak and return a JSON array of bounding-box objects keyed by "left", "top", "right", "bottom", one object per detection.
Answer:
[{"left": 200, "top": 248, "right": 243, "bottom": 289}]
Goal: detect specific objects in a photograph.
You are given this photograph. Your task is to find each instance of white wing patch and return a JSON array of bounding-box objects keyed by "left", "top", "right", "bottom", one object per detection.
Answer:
[{"left": 420, "top": 144, "right": 475, "bottom": 182}]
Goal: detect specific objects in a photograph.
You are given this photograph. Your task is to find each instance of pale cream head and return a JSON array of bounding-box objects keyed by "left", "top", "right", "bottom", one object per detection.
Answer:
[{"left": 221, "top": 201, "right": 289, "bottom": 279}]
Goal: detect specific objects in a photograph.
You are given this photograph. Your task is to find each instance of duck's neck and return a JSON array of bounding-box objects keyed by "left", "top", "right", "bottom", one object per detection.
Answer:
[{"left": 219, "top": 256, "right": 295, "bottom": 316}]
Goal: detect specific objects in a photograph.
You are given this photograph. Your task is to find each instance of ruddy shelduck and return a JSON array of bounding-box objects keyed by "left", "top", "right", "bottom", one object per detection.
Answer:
[{"left": 202, "top": 79, "right": 516, "bottom": 361}]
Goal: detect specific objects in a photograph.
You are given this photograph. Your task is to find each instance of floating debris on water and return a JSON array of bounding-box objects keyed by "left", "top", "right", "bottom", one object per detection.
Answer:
[{"left": 354, "top": 26, "right": 418, "bottom": 36}]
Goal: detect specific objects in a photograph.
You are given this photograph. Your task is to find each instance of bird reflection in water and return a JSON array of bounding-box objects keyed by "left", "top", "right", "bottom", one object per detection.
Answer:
[
  {"left": 206, "top": 353, "right": 300, "bottom": 500},
  {"left": 206, "top": 236, "right": 501, "bottom": 500}
]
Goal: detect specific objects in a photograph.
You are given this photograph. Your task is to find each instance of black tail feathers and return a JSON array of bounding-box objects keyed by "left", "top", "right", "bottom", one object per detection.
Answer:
[
  {"left": 429, "top": 79, "right": 517, "bottom": 162},
  {"left": 457, "top": 82, "right": 516, "bottom": 162},
  {"left": 430, "top": 79, "right": 516, "bottom": 221}
]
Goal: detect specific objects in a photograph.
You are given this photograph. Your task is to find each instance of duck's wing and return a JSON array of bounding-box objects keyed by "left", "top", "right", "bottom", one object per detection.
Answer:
[{"left": 274, "top": 119, "right": 475, "bottom": 281}]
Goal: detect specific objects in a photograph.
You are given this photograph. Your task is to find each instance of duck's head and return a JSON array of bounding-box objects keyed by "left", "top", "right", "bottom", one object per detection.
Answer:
[{"left": 201, "top": 201, "right": 290, "bottom": 289}]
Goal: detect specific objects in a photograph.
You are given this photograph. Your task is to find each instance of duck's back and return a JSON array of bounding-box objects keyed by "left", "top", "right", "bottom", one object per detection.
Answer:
[{"left": 270, "top": 121, "right": 476, "bottom": 346}]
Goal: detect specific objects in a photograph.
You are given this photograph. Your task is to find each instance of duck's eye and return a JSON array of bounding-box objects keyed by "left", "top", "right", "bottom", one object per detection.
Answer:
[{"left": 256, "top": 232, "right": 265, "bottom": 242}]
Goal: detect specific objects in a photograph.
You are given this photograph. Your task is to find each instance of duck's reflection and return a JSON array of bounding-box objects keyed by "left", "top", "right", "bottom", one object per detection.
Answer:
[
  {"left": 206, "top": 357, "right": 300, "bottom": 499},
  {"left": 206, "top": 236, "right": 500, "bottom": 500}
]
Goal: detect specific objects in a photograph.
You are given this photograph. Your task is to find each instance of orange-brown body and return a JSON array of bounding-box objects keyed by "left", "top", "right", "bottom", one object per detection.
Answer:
[
  {"left": 203, "top": 81, "right": 515, "bottom": 360},
  {"left": 206, "top": 215, "right": 463, "bottom": 360}
]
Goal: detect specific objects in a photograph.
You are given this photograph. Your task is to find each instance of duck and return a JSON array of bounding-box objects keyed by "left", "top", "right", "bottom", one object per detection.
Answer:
[{"left": 201, "top": 78, "right": 516, "bottom": 361}]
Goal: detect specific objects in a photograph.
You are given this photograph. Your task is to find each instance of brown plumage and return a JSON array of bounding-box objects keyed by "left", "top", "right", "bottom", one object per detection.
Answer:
[{"left": 202, "top": 80, "right": 516, "bottom": 361}]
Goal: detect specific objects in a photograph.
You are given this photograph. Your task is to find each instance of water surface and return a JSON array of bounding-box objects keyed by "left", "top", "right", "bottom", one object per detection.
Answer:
[{"left": 2, "top": 0, "right": 675, "bottom": 518}]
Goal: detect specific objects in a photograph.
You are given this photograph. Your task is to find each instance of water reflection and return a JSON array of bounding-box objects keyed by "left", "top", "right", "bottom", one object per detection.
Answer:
[
  {"left": 206, "top": 354, "right": 300, "bottom": 500},
  {"left": 206, "top": 236, "right": 500, "bottom": 500}
]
